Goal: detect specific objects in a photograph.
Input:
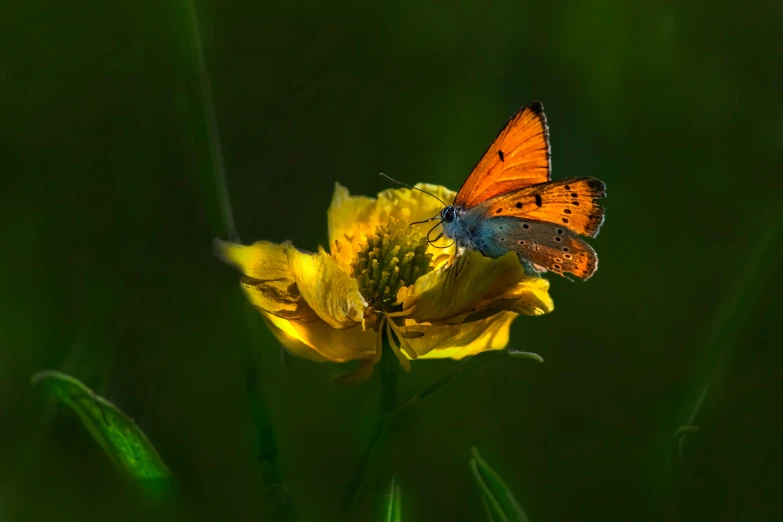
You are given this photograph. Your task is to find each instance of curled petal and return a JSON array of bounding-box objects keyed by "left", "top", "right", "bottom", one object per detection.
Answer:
[
  {"left": 399, "top": 311, "right": 518, "bottom": 360},
  {"left": 502, "top": 277, "right": 554, "bottom": 316},
  {"left": 287, "top": 246, "right": 367, "bottom": 329},
  {"left": 386, "top": 318, "right": 411, "bottom": 372},
  {"left": 264, "top": 312, "right": 376, "bottom": 362},
  {"left": 401, "top": 251, "right": 526, "bottom": 323},
  {"left": 215, "top": 239, "right": 318, "bottom": 321},
  {"left": 453, "top": 276, "right": 555, "bottom": 323},
  {"left": 217, "top": 239, "right": 369, "bottom": 329}
]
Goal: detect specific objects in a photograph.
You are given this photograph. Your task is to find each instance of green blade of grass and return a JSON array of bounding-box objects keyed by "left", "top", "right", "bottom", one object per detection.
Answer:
[
  {"left": 470, "top": 447, "right": 530, "bottom": 522},
  {"left": 677, "top": 220, "right": 781, "bottom": 442},
  {"left": 480, "top": 494, "right": 500, "bottom": 522},
  {"left": 383, "top": 476, "right": 403, "bottom": 522},
  {"left": 656, "top": 219, "right": 783, "bottom": 512},
  {"left": 471, "top": 457, "right": 509, "bottom": 522},
  {"left": 31, "top": 370, "right": 170, "bottom": 497}
]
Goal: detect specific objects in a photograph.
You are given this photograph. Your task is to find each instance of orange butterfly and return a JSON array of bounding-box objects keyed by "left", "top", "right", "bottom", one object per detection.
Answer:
[{"left": 424, "top": 101, "right": 606, "bottom": 280}]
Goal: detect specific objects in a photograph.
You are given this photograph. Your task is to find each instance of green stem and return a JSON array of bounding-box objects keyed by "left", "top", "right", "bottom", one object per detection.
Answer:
[
  {"left": 184, "top": 0, "right": 239, "bottom": 242},
  {"left": 677, "top": 220, "right": 781, "bottom": 429},
  {"left": 658, "top": 219, "right": 782, "bottom": 514},
  {"left": 181, "top": 2, "right": 292, "bottom": 516},
  {"left": 345, "top": 332, "right": 398, "bottom": 509},
  {"left": 379, "top": 329, "right": 399, "bottom": 415},
  {"left": 241, "top": 319, "right": 296, "bottom": 521}
]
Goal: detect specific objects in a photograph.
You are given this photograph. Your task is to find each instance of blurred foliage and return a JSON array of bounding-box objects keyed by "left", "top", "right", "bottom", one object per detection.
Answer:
[
  {"left": 30, "top": 371, "right": 170, "bottom": 497},
  {"left": 2, "top": 0, "right": 782, "bottom": 521}
]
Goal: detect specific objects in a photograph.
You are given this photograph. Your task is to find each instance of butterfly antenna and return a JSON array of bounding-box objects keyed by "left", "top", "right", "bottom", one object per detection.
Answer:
[
  {"left": 409, "top": 212, "right": 441, "bottom": 227},
  {"left": 427, "top": 221, "right": 443, "bottom": 243},
  {"left": 379, "top": 173, "right": 448, "bottom": 207}
]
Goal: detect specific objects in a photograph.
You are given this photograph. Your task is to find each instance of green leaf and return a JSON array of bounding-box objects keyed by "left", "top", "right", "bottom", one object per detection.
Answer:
[
  {"left": 404, "top": 349, "right": 542, "bottom": 408},
  {"left": 31, "top": 370, "right": 171, "bottom": 495},
  {"left": 383, "top": 476, "right": 403, "bottom": 522},
  {"left": 470, "top": 447, "right": 530, "bottom": 522}
]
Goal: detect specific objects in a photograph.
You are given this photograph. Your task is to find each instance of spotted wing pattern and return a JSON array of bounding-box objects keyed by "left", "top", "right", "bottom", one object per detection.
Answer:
[
  {"left": 470, "top": 215, "right": 599, "bottom": 280},
  {"left": 473, "top": 177, "right": 606, "bottom": 238}
]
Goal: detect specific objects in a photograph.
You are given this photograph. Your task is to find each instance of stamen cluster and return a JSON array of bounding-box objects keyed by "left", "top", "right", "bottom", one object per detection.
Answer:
[{"left": 351, "top": 218, "right": 433, "bottom": 306}]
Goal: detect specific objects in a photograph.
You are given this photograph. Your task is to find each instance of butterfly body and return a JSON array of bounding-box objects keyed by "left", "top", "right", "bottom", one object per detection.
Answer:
[{"left": 438, "top": 101, "right": 606, "bottom": 280}]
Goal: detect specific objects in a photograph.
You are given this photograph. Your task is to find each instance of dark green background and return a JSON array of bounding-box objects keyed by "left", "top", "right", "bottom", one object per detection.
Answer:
[{"left": 2, "top": 1, "right": 782, "bottom": 520}]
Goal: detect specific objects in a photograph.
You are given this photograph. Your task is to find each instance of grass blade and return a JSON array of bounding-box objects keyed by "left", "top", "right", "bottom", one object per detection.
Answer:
[
  {"left": 470, "top": 447, "right": 530, "bottom": 522},
  {"left": 383, "top": 476, "right": 403, "bottom": 522}
]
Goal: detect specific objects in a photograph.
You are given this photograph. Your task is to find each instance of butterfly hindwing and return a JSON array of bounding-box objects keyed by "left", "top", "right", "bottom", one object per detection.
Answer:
[
  {"left": 467, "top": 215, "right": 599, "bottom": 280},
  {"left": 473, "top": 177, "right": 606, "bottom": 238},
  {"left": 454, "top": 101, "right": 551, "bottom": 209}
]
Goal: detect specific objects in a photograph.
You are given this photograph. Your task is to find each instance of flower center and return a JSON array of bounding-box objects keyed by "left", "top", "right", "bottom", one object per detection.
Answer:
[{"left": 351, "top": 217, "right": 433, "bottom": 306}]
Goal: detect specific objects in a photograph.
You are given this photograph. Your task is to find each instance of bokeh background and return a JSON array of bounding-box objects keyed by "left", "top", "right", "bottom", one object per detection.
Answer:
[{"left": 2, "top": 1, "right": 782, "bottom": 521}]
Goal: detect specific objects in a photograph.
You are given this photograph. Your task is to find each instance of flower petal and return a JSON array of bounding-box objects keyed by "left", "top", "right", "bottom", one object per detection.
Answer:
[
  {"left": 286, "top": 245, "right": 367, "bottom": 329},
  {"left": 500, "top": 277, "right": 555, "bottom": 317},
  {"left": 327, "top": 182, "right": 458, "bottom": 272},
  {"left": 401, "top": 251, "right": 526, "bottom": 323},
  {"left": 215, "top": 239, "right": 318, "bottom": 321},
  {"left": 450, "top": 276, "right": 555, "bottom": 324},
  {"left": 263, "top": 311, "right": 376, "bottom": 363},
  {"left": 399, "top": 311, "right": 518, "bottom": 360},
  {"left": 327, "top": 183, "right": 377, "bottom": 271}
]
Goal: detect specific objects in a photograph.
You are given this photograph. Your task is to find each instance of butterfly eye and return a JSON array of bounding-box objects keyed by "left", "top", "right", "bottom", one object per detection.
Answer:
[{"left": 441, "top": 207, "right": 456, "bottom": 223}]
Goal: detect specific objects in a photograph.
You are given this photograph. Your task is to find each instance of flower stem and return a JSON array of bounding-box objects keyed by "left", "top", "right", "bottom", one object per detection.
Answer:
[
  {"left": 345, "top": 332, "right": 398, "bottom": 509},
  {"left": 379, "top": 330, "right": 400, "bottom": 414}
]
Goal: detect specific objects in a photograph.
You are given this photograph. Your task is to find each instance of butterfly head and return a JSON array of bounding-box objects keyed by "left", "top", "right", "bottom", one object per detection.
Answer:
[
  {"left": 376, "top": 173, "right": 459, "bottom": 248},
  {"left": 439, "top": 205, "right": 465, "bottom": 247},
  {"left": 440, "top": 206, "right": 456, "bottom": 224}
]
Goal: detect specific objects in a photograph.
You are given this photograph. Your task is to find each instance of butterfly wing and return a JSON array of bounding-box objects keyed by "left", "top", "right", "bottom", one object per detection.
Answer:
[
  {"left": 473, "top": 177, "right": 606, "bottom": 238},
  {"left": 467, "top": 214, "right": 599, "bottom": 280},
  {"left": 458, "top": 176, "right": 606, "bottom": 279},
  {"left": 454, "top": 101, "right": 551, "bottom": 209}
]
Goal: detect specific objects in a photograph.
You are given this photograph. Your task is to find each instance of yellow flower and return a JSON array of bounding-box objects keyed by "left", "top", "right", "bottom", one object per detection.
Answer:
[{"left": 216, "top": 182, "right": 554, "bottom": 381}]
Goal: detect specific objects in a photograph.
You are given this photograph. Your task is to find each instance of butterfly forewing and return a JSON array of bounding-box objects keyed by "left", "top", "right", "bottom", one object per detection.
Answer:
[
  {"left": 474, "top": 177, "right": 606, "bottom": 238},
  {"left": 454, "top": 101, "right": 551, "bottom": 209}
]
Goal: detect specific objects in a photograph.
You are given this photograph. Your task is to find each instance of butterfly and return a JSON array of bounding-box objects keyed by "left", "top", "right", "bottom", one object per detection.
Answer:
[{"left": 403, "top": 101, "right": 606, "bottom": 280}]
